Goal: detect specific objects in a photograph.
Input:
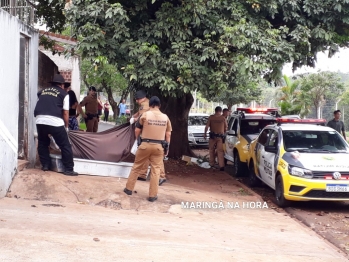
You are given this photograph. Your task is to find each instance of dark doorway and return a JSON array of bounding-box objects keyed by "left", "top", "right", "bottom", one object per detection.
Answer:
[{"left": 18, "top": 35, "right": 29, "bottom": 159}]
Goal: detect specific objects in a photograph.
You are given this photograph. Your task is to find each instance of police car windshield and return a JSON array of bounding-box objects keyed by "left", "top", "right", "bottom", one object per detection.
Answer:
[
  {"left": 188, "top": 116, "right": 208, "bottom": 126},
  {"left": 283, "top": 130, "right": 349, "bottom": 153},
  {"left": 240, "top": 120, "right": 276, "bottom": 135}
]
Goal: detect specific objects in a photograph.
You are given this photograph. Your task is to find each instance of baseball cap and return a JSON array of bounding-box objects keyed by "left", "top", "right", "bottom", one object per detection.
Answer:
[
  {"left": 135, "top": 90, "right": 146, "bottom": 100},
  {"left": 49, "top": 74, "right": 65, "bottom": 84},
  {"left": 149, "top": 96, "right": 161, "bottom": 106}
]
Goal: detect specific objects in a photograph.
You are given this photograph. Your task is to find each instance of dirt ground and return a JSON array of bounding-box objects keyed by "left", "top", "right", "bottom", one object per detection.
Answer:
[
  {"left": 245, "top": 179, "right": 349, "bottom": 255},
  {"left": 192, "top": 147, "right": 349, "bottom": 255},
  {"left": 2, "top": 157, "right": 348, "bottom": 261}
]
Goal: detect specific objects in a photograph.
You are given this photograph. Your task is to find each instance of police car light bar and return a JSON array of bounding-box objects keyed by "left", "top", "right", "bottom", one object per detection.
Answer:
[
  {"left": 276, "top": 118, "right": 327, "bottom": 125},
  {"left": 236, "top": 108, "right": 278, "bottom": 113}
]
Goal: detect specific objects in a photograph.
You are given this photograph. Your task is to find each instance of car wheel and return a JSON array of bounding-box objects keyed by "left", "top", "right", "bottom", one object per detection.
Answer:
[
  {"left": 233, "top": 152, "right": 246, "bottom": 177},
  {"left": 275, "top": 175, "right": 291, "bottom": 208},
  {"left": 248, "top": 161, "right": 262, "bottom": 187}
]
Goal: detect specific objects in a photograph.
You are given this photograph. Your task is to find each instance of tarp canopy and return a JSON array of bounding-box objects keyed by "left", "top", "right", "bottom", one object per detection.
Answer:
[{"left": 68, "top": 123, "right": 135, "bottom": 163}]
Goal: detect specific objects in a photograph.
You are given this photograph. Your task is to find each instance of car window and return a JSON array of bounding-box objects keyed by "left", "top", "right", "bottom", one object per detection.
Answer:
[
  {"left": 282, "top": 130, "right": 349, "bottom": 152},
  {"left": 240, "top": 120, "right": 276, "bottom": 135},
  {"left": 188, "top": 116, "right": 208, "bottom": 126},
  {"left": 257, "top": 129, "right": 272, "bottom": 146},
  {"left": 232, "top": 118, "right": 238, "bottom": 132},
  {"left": 267, "top": 131, "right": 278, "bottom": 147},
  {"left": 228, "top": 117, "right": 234, "bottom": 129}
]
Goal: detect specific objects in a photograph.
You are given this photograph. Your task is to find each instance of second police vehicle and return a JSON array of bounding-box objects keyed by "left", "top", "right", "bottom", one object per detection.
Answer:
[{"left": 224, "top": 108, "right": 279, "bottom": 176}]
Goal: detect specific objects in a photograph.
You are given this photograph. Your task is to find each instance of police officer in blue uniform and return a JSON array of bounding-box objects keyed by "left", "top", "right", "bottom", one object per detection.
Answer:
[{"left": 34, "top": 74, "right": 78, "bottom": 176}]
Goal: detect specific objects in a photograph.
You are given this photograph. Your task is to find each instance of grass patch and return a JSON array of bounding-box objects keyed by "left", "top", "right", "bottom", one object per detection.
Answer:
[
  {"left": 238, "top": 188, "right": 252, "bottom": 196},
  {"left": 79, "top": 122, "right": 86, "bottom": 131}
]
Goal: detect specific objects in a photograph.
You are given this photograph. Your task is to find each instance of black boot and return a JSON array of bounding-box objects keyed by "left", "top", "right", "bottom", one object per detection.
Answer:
[
  {"left": 64, "top": 170, "right": 78, "bottom": 176},
  {"left": 148, "top": 196, "right": 158, "bottom": 202},
  {"left": 42, "top": 165, "right": 50, "bottom": 171},
  {"left": 124, "top": 188, "right": 132, "bottom": 195}
]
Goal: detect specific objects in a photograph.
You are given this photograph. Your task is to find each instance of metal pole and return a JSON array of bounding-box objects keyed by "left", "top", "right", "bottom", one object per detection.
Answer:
[
  {"left": 336, "top": 99, "right": 341, "bottom": 110},
  {"left": 269, "top": 99, "right": 274, "bottom": 108}
]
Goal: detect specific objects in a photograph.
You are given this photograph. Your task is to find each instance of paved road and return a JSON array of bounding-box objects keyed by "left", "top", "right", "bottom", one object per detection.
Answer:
[
  {"left": 98, "top": 121, "right": 115, "bottom": 132},
  {"left": 2, "top": 167, "right": 348, "bottom": 262}
]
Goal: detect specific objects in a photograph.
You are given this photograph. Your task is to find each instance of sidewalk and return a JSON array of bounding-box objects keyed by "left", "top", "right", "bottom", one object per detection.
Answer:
[{"left": 0, "top": 168, "right": 347, "bottom": 261}]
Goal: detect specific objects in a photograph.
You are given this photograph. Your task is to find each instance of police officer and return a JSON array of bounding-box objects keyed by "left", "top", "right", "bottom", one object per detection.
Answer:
[
  {"left": 34, "top": 74, "right": 78, "bottom": 176},
  {"left": 124, "top": 96, "right": 172, "bottom": 202},
  {"left": 80, "top": 86, "right": 99, "bottom": 132},
  {"left": 130, "top": 90, "right": 149, "bottom": 123},
  {"left": 204, "top": 106, "right": 228, "bottom": 171},
  {"left": 222, "top": 108, "right": 231, "bottom": 120},
  {"left": 131, "top": 91, "right": 167, "bottom": 185}
]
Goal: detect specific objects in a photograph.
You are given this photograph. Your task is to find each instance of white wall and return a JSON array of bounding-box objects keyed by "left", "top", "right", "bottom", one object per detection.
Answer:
[
  {"left": 71, "top": 56, "right": 81, "bottom": 100},
  {"left": 0, "top": 9, "right": 38, "bottom": 197}
]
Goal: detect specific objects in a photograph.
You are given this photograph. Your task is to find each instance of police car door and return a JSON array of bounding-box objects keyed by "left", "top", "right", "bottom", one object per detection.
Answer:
[
  {"left": 225, "top": 117, "right": 238, "bottom": 162},
  {"left": 260, "top": 130, "right": 278, "bottom": 187}
]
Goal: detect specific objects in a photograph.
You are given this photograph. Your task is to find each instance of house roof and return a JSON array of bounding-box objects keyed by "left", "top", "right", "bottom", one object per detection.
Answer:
[{"left": 39, "top": 30, "right": 77, "bottom": 45}]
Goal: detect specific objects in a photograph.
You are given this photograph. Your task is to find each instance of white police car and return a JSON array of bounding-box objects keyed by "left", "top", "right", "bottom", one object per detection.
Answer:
[{"left": 247, "top": 118, "right": 349, "bottom": 207}]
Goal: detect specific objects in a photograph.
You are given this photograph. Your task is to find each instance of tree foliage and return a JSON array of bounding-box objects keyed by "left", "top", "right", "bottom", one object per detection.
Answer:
[
  {"left": 299, "top": 71, "right": 344, "bottom": 118},
  {"left": 211, "top": 82, "right": 263, "bottom": 110},
  {"left": 276, "top": 72, "right": 345, "bottom": 118},
  {"left": 277, "top": 75, "right": 303, "bottom": 116},
  {"left": 60, "top": 0, "right": 349, "bottom": 156},
  {"left": 81, "top": 57, "right": 129, "bottom": 117},
  {"left": 65, "top": 0, "right": 349, "bottom": 95},
  {"left": 35, "top": 0, "right": 66, "bottom": 32}
]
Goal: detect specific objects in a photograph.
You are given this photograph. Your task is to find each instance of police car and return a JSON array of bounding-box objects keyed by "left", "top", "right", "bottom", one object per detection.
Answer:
[
  {"left": 247, "top": 118, "right": 349, "bottom": 207},
  {"left": 224, "top": 108, "right": 278, "bottom": 176}
]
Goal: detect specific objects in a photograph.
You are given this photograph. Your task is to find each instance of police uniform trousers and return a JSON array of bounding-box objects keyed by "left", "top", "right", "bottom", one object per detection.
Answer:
[
  {"left": 138, "top": 160, "right": 166, "bottom": 180},
  {"left": 209, "top": 137, "right": 224, "bottom": 168},
  {"left": 36, "top": 124, "right": 74, "bottom": 172},
  {"left": 126, "top": 143, "right": 164, "bottom": 198},
  {"left": 86, "top": 117, "right": 98, "bottom": 132}
]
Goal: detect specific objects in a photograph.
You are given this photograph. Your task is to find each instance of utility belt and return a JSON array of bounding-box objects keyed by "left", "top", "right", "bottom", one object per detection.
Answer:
[
  {"left": 86, "top": 113, "right": 99, "bottom": 121},
  {"left": 209, "top": 132, "right": 226, "bottom": 142},
  {"left": 139, "top": 138, "right": 169, "bottom": 154}
]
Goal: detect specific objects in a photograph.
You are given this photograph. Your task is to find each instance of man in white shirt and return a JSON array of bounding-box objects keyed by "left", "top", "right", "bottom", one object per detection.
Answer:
[{"left": 34, "top": 74, "right": 78, "bottom": 176}]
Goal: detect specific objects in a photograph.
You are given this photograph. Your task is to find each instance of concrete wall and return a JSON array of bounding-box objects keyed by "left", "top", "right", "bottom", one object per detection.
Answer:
[{"left": 0, "top": 9, "right": 38, "bottom": 197}]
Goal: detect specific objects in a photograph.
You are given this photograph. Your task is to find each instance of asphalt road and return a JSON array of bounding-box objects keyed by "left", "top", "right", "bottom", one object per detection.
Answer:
[{"left": 98, "top": 121, "right": 115, "bottom": 132}]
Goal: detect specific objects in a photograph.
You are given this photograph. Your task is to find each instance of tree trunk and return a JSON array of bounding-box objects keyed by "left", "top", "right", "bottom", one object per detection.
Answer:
[
  {"left": 103, "top": 83, "right": 119, "bottom": 119},
  {"left": 316, "top": 106, "right": 321, "bottom": 119},
  {"left": 227, "top": 104, "right": 233, "bottom": 111},
  {"left": 155, "top": 92, "right": 194, "bottom": 158}
]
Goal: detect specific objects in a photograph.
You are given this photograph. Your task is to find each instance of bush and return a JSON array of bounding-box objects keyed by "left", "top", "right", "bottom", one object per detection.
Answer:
[{"left": 115, "top": 115, "right": 128, "bottom": 126}]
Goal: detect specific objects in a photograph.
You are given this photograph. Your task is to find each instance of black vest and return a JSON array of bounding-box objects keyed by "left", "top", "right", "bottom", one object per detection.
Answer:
[{"left": 34, "top": 85, "right": 67, "bottom": 119}]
